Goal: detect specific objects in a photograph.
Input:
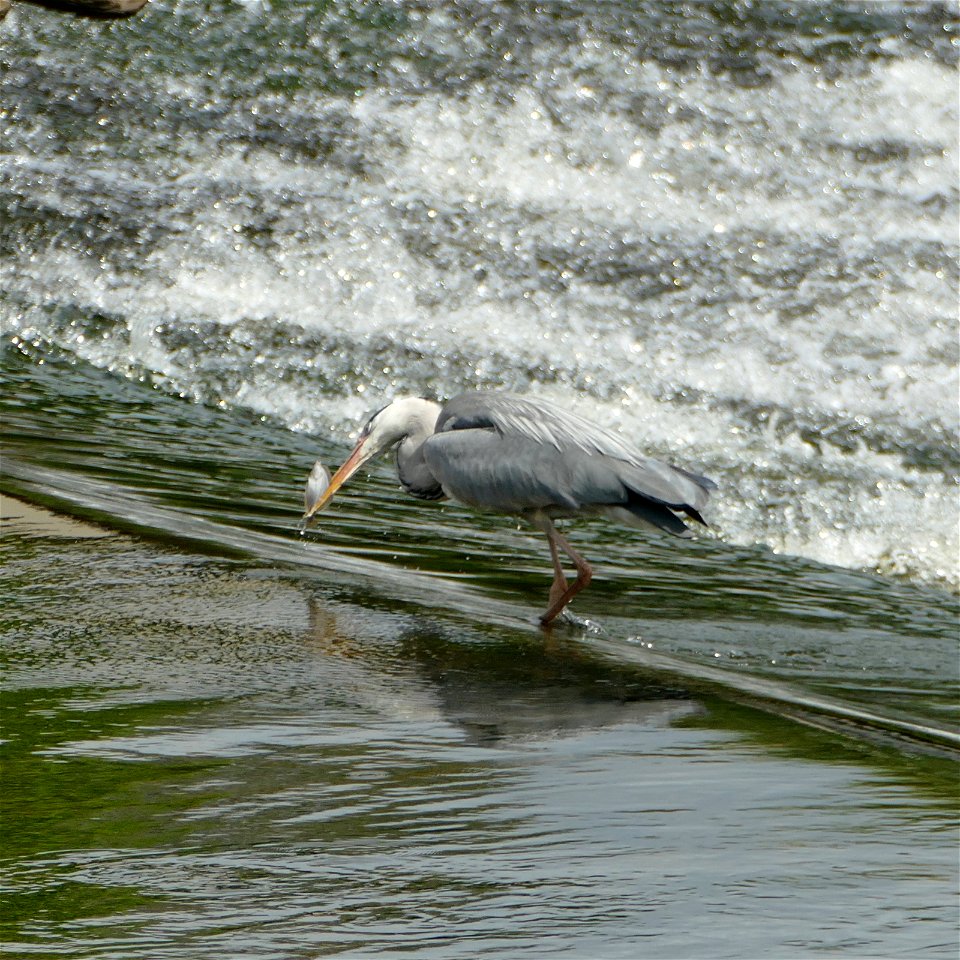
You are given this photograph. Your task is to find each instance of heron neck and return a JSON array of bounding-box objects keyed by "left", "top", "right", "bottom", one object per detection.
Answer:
[{"left": 395, "top": 401, "right": 443, "bottom": 499}]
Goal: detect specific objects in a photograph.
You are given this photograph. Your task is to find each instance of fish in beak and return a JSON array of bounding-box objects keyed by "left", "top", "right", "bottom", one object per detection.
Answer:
[
  {"left": 302, "top": 459, "right": 331, "bottom": 522},
  {"left": 300, "top": 437, "right": 373, "bottom": 527},
  {"left": 300, "top": 397, "right": 434, "bottom": 530}
]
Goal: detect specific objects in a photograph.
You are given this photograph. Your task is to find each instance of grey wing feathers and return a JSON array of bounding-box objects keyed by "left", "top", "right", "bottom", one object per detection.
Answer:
[
  {"left": 436, "top": 391, "right": 716, "bottom": 515},
  {"left": 439, "top": 392, "right": 636, "bottom": 461},
  {"left": 424, "top": 431, "right": 588, "bottom": 513}
]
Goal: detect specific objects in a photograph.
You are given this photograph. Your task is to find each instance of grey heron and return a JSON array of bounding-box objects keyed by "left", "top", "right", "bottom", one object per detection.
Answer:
[{"left": 303, "top": 392, "right": 716, "bottom": 625}]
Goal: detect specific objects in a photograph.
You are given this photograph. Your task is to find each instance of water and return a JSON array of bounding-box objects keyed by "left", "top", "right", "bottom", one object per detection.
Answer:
[
  {"left": 3, "top": 503, "right": 958, "bottom": 958},
  {"left": 1, "top": 2, "right": 959, "bottom": 957}
]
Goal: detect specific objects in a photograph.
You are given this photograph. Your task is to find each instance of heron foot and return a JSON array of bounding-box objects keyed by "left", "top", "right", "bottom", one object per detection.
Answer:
[{"left": 539, "top": 611, "right": 605, "bottom": 634}]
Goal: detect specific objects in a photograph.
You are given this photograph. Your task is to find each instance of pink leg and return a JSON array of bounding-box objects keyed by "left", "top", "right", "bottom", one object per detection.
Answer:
[
  {"left": 531, "top": 514, "right": 593, "bottom": 625},
  {"left": 545, "top": 527, "right": 569, "bottom": 610}
]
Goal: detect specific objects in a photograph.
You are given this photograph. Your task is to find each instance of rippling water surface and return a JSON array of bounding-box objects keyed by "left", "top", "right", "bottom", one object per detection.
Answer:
[{"left": 1, "top": 1, "right": 958, "bottom": 957}]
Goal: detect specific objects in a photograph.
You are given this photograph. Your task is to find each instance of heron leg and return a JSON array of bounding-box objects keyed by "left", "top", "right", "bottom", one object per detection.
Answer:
[
  {"left": 545, "top": 527, "right": 569, "bottom": 610},
  {"left": 531, "top": 514, "right": 593, "bottom": 625}
]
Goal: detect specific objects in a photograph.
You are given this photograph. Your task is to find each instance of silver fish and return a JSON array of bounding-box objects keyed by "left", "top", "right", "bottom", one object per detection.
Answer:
[{"left": 301, "top": 458, "right": 331, "bottom": 528}]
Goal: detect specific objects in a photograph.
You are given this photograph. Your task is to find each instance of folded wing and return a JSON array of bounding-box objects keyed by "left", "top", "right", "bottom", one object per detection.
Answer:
[{"left": 426, "top": 391, "right": 716, "bottom": 536}]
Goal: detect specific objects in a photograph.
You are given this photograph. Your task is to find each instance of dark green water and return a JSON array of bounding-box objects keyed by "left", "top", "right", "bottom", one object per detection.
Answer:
[
  {"left": 2, "top": 504, "right": 958, "bottom": 959},
  {"left": 2, "top": 344, "right": 959, "bottom": 959},
  {"left": 2, "top": 0, "right": 959, "bottom": 956}
]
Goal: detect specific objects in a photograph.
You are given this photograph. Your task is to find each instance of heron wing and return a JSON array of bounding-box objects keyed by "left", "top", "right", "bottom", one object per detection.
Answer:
[
  {"left": 422, "top": 428, "right": 697, "bottom": 537},
  {"left": 435, "top": 391, "right": 715, "bottom": 513}
]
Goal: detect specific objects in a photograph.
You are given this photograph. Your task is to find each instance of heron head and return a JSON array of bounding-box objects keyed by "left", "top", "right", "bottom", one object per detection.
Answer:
[{"left": 302, "top": 397, "right": 441, "bottom": 522}]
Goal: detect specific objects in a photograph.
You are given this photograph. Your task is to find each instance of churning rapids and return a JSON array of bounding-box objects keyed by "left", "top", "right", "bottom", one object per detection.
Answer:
[
  {"left": 2, "top": 2, "right": 958, "bottom": 592},
  {"left": 0, "top": 3, "right": 958, "bottom": 587}
]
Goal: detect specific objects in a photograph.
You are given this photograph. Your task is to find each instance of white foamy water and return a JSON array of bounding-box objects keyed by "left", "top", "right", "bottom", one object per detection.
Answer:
[{"left": 2, "top": 6, "right": 957, "bottom": 588}]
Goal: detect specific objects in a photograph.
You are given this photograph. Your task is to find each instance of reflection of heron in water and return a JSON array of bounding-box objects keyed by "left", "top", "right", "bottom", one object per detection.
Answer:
[
  {"left": 303, "top": 596, "right": 698, "bottom": 744},
  {"left": 304, "top": 391, "right": 716, "bottom": 625}
]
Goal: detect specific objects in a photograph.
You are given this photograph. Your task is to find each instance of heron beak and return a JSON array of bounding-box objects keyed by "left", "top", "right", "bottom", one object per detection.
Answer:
[{"left": 301, "top": 438, "right": 370, "bottom": 524}]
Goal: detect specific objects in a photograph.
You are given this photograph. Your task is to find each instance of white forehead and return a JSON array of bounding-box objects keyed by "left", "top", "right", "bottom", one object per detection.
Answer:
[{"left": 364, "top": 396, "right": 440, "bottom": 437}]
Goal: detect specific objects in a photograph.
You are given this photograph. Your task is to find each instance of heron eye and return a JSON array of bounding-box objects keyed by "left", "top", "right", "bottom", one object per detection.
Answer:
[{"left": 361, "top": 403, "right": 389, "bottom": 437}]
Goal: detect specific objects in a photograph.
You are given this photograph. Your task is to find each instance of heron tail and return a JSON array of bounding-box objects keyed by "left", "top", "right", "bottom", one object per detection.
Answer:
[{"left": 601, "top": 493, "right": 695, "bottom": 538}]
